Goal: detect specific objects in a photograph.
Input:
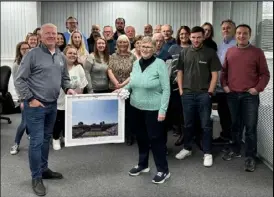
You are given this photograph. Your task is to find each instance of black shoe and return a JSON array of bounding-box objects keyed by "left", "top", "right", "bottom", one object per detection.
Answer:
[
  {"left": 213, "top": 137, "right": 230, "bottom": 145},
  {"left": 128, "top": 165, "right": 150, "bottom": 176},
  {"left": 42, "top": 168, "right": 63, "bottom": 179},
  {"left": 152, "top": 171, "right": 171, "bottom": 184},
  {"left": 245, "top": 157, "right": 256, "bottom": 172},
  {"left": 32, "top": 178, "right": 46, "bottom": 196},
  {"left": 174, "top": 135, "right": 184, "bottom": 146},
  {"left": 222, "top": 151, "right": 242, "bottom": 161}
]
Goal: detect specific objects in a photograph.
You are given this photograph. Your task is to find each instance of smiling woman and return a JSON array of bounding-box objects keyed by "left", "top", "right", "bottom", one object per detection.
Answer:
[{"left": 122, "top": 36, "right": 171, "bottom": 184}]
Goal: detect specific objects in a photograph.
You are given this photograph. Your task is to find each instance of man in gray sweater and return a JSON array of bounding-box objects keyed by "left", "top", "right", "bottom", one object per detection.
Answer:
[{"left": 15, "top": 23, "right": 75, "bottom": 196}]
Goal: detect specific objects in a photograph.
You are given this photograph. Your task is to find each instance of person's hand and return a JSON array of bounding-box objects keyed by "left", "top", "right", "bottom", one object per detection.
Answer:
[
  {"left": 223, "top": 86, "right": 231, "bottom": 93},
  {"left": 115, "top": 83, "right": 122, "bottom": 89},
  {"left": 158, "top": 114, "right": 166, "bottom": 122},
  {"left": 116, "top": 88, "right": 130, "bottom": 100},
  {"left": 179, "top": 89, "right": 183, "bottom": 96},
  {"left": 29, "top": 99, "right": 45, "bottom": 108},
  {"left": 67, "top": 89, "right": 77, "bottom": 95},
  {"left": 248, "top": 88, "right": 258, "bottom": 95},
  {"left": 20, "top": 102, "right": 24, "bottom": 110}
]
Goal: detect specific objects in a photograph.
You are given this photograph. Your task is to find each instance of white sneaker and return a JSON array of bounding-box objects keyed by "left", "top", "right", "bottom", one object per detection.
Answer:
[
  {"left": 175, "top": 149, "right": 192, "bottom": 160},
  {"left": 52, "top": 139, "right": 61, "bottom": 150},
  {"left": 203, "top": 154, "right": 213, "bottom": 167},
  {"left": 10, "top": 144, "right": 19, "bottom": 155}
]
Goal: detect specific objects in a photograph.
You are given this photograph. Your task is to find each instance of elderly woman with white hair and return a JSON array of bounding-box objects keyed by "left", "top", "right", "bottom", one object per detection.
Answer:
[
  {"left": 108, "top": 34, "right": 137, "bottom": 145},
  {"left": 120, "top": 36, "right": 171, "bottom": 184}
]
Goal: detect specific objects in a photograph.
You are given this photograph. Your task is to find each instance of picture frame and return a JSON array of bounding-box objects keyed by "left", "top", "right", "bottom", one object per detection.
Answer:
[{"left": 64, "top": 93, "right": 125, "bottom": 147}]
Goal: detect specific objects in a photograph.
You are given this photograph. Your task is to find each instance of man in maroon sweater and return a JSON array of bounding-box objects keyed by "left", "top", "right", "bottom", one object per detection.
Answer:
[{"left": 221, "top": 24, "right": 270, "bottom": 172}]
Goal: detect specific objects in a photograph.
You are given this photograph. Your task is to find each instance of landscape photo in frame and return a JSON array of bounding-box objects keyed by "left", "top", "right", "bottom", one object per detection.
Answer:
[{"left": 65, "top": 93, "right": 125, "bottom": 147}]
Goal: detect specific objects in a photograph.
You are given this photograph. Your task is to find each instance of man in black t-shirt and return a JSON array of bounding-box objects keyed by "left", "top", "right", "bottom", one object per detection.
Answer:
[{"left": 175, "top": 26, "right": 221, "bottom": 167}]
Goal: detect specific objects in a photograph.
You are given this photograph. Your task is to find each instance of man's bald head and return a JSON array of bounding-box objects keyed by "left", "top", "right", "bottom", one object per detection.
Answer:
[
  {"left": 144, "top": 24, "right": 153, "bottom": 36},
  {"left": 91, "top": 24, "right": 100, "bottom": 33}
]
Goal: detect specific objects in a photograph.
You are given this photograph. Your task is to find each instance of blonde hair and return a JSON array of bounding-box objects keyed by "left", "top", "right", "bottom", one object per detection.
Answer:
[
  {"left": 142, "top": 36, "right": 156, "bottom": 50},
  {"left": 68, "top": 30, "right": 87, "bottom": 56},
  {"left": 116, "top": 35, "right": 131, "bottom": 53}
]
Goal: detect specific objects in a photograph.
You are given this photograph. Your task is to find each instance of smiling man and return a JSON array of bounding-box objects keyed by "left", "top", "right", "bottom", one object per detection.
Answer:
[
  {"left": 175, "top": 26, "right": 222, "bottom": 167},
  {"left": 221, "top": 24, "right": 270, "bottom": 172},
  {"left": 213, "top": 19, "right": 237, "bottom": 146},
  {"left": 15, "top": 23, "right": 76, "bottom": 196}
]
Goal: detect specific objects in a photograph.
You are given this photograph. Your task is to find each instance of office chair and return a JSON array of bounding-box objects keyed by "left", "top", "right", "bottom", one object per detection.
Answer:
[{"left": 0, "top": 65, "right": 12, "bottom": 124}]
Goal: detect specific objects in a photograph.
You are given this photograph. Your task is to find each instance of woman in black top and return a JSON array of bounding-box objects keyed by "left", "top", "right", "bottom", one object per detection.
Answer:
[
  {"left": 57, "top": 32, "right": 67, "bottom": 52},
  {"left": 201, "top": 22, "right": 217, "bottom": 51}
]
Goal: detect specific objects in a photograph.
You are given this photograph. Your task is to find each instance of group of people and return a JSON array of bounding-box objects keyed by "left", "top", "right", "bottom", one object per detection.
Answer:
[{"left": 9, "top": 16, "right": 270, "bottom": 196}]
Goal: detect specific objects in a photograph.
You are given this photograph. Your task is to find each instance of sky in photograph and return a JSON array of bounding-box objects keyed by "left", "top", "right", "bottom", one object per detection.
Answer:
[{"left": 72, "top": 99, "right": 118, "bottom": 125}]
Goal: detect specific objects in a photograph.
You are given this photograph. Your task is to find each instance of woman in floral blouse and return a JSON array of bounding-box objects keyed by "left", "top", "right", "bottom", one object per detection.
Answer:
[{"left": 108, "top": 34, "right": 136, "bottom": 146}]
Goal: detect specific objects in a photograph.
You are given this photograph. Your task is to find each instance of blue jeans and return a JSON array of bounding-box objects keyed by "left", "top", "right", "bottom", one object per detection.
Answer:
[
  {"left": 24, "top": 100, "right": 57, "bottom": 179},
  {"left": 227, "top": 92, "right": 259, "bottom": 158},
  {"left": 14, "top": 106, "right": 28, "bottom": 145},
  {"left": 181, "top": 92, "right": 212, "bottom": 154}
]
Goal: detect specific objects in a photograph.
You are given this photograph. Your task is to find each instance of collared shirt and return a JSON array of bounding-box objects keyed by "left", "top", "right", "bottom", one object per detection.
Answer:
[
  {"left": 14, "top": 44, "right": 71, "bottom": 102},
  {"left": 216, "top": 37, "right": 237, "bottom": 92},
  {"left": 176, "top": 45, "right": 222, "bottom": 93},
  {"left": 217, "top": 37, "right": 237, "bottom": 65},
  {"left": 162, "top": 38, "right": 176, "bottom": 52}
]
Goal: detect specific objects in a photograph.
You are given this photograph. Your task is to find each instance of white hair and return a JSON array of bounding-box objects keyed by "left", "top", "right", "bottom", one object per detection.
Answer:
[
  {"left": 40, "top": 23, "right": 57, "bottom": 34},
  {"left": 152, "top": 33, "right": 164, "bottom": 40}
]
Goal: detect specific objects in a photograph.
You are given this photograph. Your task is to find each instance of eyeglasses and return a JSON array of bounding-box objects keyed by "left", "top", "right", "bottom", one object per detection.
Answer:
[
  {"left": 141, "top": 46, "right": 153, "bottom": 50},
  {"left": 20, "top": 48, "right": 30, "bottom": 50}
]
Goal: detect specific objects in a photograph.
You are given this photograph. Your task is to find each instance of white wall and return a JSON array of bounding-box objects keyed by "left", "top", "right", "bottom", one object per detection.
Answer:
[
  {"left": 1, "top": 2, "right": 39, "bottom": 63},
  {"left": 41, "top": 1, "right": 201, "bottom": 37},
  {"left": 1, "top": 2, "right": 40, "bottom": 101}
]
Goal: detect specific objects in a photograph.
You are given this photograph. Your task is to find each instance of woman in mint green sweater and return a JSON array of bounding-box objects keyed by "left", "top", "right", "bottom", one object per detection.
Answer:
[{"left": 123, "top": 36, "right": 171, "bottom": 184}]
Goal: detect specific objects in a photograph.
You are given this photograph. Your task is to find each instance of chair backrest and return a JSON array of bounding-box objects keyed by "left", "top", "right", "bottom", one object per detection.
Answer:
[{"left": 0, "top": 65, "right": 12, "bottom": 95}]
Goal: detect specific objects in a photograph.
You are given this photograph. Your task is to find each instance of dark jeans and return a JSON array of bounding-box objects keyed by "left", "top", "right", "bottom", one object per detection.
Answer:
[
  {"left": 181, "top": 92, "right": 212, "bottom": 154},
  {"left": 24, "top": 100, "right": 57, "bottom": 179},
  {"left": 211, "top": 92, "right": 232, "bottom": 139},
  {"left": 130, "top": 106, "right": 169, "bottom": 173},
  {"left": 14, "top": 106, "right": 29, "bottom": 145},
  {"left": 227, "top": 92, "right": 259, "bottom": 158},
  {"left": 52, "top": 110, "right": 65, "bottom": 140}
]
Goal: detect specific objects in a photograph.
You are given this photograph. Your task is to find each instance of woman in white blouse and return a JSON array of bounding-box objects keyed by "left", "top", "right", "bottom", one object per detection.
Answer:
[{"left": 52, "top": 45, "right": 88, "bottom": 150}]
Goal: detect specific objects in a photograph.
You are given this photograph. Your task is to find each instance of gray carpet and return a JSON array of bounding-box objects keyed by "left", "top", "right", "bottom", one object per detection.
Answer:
[{"left": 1, "top": 114, "right": 273, "bottom": 197}]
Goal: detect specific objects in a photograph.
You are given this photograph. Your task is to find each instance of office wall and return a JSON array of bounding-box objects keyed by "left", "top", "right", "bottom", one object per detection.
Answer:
[
  {"left": 1, "top": 2, "right": 39, "bottom": 61},
  {"left": 213, "top": 1, "right": 259, "bottom": 45},
  {"left": 257, "top": 1, "right": 273, "bottom": 170},
  {"left": 1, "top": 2, "right": 39, "bottom": 102},
  {"left": 41, "top": 1, "right": 201, "bottom": 37}
]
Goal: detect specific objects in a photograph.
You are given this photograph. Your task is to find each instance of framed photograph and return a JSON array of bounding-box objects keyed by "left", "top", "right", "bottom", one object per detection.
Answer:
[{"left": 65, "top": 93, "right": 125, "bottom": 147}]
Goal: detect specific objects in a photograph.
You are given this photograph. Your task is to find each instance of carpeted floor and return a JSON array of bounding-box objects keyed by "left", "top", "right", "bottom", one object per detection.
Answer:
[{"left": 1, "top": 114, "right": 273, "bottom": 197}]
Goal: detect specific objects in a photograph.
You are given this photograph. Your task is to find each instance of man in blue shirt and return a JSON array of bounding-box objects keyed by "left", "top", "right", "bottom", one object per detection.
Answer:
[
  {"left": 212, "top": 19, "right": 237, "bottom": 145},
  {"left": 161, "top": 24, "right": 176, "bottom": 52},
  {"left": 153, "top": 33, "right": 172, "bottom": 62},
  {"left": 63, "top": 16, "right": 89, "bottom": 51}
]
